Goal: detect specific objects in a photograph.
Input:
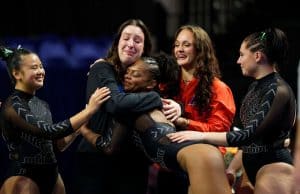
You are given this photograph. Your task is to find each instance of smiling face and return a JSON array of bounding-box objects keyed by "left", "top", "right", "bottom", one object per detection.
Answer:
[
  {"left": 123, "top": 59, "right": 156, "bottom": 92},
  {"left": 173, "top": 29, "right": 197, "bottom": 68},
  {"left": 13, "top": 53, "right": 45, "bottom": 94},
  {"left": 237, "top": 41, "right": 259, "bottom": 78},
  {"left": 118, "top": 25, "right": 145, "bottom": 68}
]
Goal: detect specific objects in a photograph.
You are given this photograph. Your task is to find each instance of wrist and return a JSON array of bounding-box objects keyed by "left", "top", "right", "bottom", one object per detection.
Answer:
[
  {"left": 85, "top": 105, "right": 95, "bottom": 117},
  {"left": 183, "top": 118, "right": 189, "bottom": 129}
]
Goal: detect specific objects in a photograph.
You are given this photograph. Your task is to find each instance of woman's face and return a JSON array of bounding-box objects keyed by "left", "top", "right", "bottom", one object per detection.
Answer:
[
  {"left": 237, "top": 41, "right": 258, "bottom": 78},
  {"left": 118, "top": 25, "right": 145, "bottom": 68},
  {"left": 14, "top": 53, "right": 45, "bottom": 93},
  {"left": 123, "top": 60, "right": 155, "bottom": 92},
  {"left": 174, "top": 29, "right": 197, "bottom": 68}
]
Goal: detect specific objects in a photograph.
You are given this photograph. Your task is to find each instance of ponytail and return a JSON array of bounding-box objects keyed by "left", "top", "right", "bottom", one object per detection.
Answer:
[{"left": 0, "top": 45, "right": 32, "bottom": 85}]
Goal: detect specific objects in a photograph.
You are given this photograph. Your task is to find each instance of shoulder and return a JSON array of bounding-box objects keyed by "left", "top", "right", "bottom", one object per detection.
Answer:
[
  {"left": 0, "top": 95, "right": 13, "bottom": 111},
  {"left": 33, "top": 96, "right": 50, "bottom": 108},
  {"left": 91, "top": 60, "right": 113, "bottom": 71},
  {"left": 211, "top": 78, "right": 235, "bottom": 107},
  {"left": 9, "top": 93, "right": 23, "bottom": 104},
  {"left": 212, "top": 78, "right": 233, "bottom": 94},
  {"left": 274, "top": 75, "right": 294, "bottom": 100},
  {"left": 1, "top": 94, "right": 24, "bottom": 116},
  {"left": 88, "top": 60, "right": 115, "bottom": 76}
]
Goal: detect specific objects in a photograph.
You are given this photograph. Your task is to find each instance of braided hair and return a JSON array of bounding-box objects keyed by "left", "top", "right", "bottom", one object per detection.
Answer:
[
  {"left": 140, "top": 53, "right": 180, "bottom": 98},
  {"left": 243, "top": 28, "right": 289, "bottom": 69}
]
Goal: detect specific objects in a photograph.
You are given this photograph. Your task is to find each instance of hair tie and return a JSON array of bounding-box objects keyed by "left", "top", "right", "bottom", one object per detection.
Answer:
[
  {"left": 0, "top": 46, "right": 14, "bottom": 59},
  {"left": 259, "top": 32, "right": 267, "bottom": 41}
]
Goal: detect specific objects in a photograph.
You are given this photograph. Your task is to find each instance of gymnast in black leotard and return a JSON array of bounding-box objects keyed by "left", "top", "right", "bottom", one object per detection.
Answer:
[
  {"left": 80, "top": 53, "right": 232, "bottom": 194},
  {"left": 168, "top": 28, "right": 296, "bottom": 194},
  {"left": 0, "top": 46, "right": 110, "bottom": 194}
]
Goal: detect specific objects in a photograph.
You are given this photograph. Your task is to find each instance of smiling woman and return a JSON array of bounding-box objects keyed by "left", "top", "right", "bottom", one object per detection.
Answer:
[
  {"left": 0, "top": 45, "right": 110, "bottom": 194},
  {"left": 168, "top": 28, "right": 296, "bottom": 194}
]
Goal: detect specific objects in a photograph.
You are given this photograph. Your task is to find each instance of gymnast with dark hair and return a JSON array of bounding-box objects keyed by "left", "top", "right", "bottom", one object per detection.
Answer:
[
  {"left": 80, "top": 53, "right": 232, "bottom": 194},
  {"left": 0, "top": 46, "right": 110, "bottom": 194},
  {"left": 168, "top": 28, "right": 296, "bottom": 194}
]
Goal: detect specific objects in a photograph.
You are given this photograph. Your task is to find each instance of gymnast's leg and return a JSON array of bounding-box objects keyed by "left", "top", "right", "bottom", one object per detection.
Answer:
[
  {"left": 52, "top": 174, "right": 65, "bottom": 194},
  {"left": 254, "top": 162, "right": 294, "bottom": 194},
  {"left": 176, "top": 144, "right": 232, "bottom": 194},
  {"left": 0, "top": 176, "right": 40, "bottom": 194}
]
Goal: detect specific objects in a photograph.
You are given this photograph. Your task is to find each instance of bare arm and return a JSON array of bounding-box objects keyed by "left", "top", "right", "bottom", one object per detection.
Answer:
[
  {"left": 167, "top": 130, "right": 228, "bottom": 146},
  {"left": 56, "top": 87, "right": 111, "bottom": 151},
  {"left": 56, "top": 130, "right": 81, "bottom": 152},
  {"left": 69, "top": 87, "right": 110, "bottom": 130},
  {"left": 79, "top": 123, "right": 100, "bottom": 146},
  {"left": 226, "top": 149, "right": 243, "bottom": 186}
]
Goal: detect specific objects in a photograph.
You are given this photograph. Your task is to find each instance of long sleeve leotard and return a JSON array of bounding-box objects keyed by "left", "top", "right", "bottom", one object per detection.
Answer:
[
  {"left": 0, "top": 89, "right": 74, "bottom": 194},
  {"left": 1, "top": 89, "right": 74, "bottom": 165},
  {"left": 226, "top": 72, "right": 296, "bottom": 184}
]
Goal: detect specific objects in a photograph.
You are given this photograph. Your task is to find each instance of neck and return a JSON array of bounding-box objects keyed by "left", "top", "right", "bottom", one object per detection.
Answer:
[
  {"left": 181, "top": 66, "right": 195, "bottom": 82},
  {"left": 255, "top": 64, "right": 276, "bottom": 79},
  {"left": 15, "top": 84, "right": 35, "bottom": 95}
]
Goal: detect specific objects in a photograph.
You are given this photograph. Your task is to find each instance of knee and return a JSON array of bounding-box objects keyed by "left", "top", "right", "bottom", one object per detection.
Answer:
[
  {"left": 0, "top": 176, "right": 39, "bottom": 194},
  {"left": 178, "top": 144, "right": 225, "bottom": 171},
  {"left": 257, "top": 162, "right": 294, "bottom": 180},
  {"left": 255, "top": 163, "right": 294, "bottom": 194},
  {"left": 52, "top": 174, "right": 66, "bottom": 194},
  {"left": 199, "top": 145, "right": 225, "bottom": 169}
]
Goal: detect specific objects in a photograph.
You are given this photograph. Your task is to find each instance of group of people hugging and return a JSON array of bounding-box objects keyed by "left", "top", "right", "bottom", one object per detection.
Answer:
[{"left": 0, "top": 18, "right": 299, "bottom": 194}]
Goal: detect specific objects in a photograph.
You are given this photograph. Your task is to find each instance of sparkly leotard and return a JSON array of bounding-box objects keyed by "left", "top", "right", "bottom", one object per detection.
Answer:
[
  {"left": 132, "top": 114, "right": 202, "bottom": 172},
  {"left": 226, "top": 72, "right": 296, "bottom": 184},
  {"left": 1, "top": 89, "right": 74, "bottom": 194}
]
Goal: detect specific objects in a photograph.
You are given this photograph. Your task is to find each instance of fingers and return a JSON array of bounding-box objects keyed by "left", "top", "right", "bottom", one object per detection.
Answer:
[
  {"left": 94, "top": 87, "right": 110, "bottom": 97},
  {"left": 168, "top": 131, "right": 203, "bottom": 143},
  {"left": 163, "top": 105, "right": 180, "bottom": 121},
  {"left": 162, "top": 98, "right": 181, "bottom": 122},
  {"left": 99, "top": 95, "right": 110, "bottom": 104},
  {"left": 163, "top": 110, "right": 178, "bottom": 121},
  {"left": 167, "top": 133, "right": 185, "bottom": 143},
  {"left": 161, "top": 98, "right": 171, "bottom": 104},
  {"left": 90, "top": 87, "right": 111, "bottom": 105}
]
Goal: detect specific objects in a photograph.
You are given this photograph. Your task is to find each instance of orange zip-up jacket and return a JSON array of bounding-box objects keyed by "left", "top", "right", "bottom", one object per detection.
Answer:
[{"left": 175, "top": 77, "right": 236, "bottom": 154}]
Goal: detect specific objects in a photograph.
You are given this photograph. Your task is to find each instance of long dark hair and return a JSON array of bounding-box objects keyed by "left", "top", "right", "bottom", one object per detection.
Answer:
[{"left": 173, "top": 25, "right": 221, "bottom": 116}]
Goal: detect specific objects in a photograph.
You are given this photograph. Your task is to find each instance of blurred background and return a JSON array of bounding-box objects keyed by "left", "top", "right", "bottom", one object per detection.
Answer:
[{"left": 0, "top": 0, "right": 299, "bottom": 193}]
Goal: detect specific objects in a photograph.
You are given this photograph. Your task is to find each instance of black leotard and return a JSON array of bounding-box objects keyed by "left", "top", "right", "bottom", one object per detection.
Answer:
[
  {"left": 226, "top": 72, "right": 296, "bottom": 184},
  {"left": 1, "top": 89, "right": 74, "bottom": 194},
  {"left": 95, "top": 112, "right": 201, "bottom": 172},
  {"left": 133, "top": 114, "right": 201, "bottom": 172}
]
